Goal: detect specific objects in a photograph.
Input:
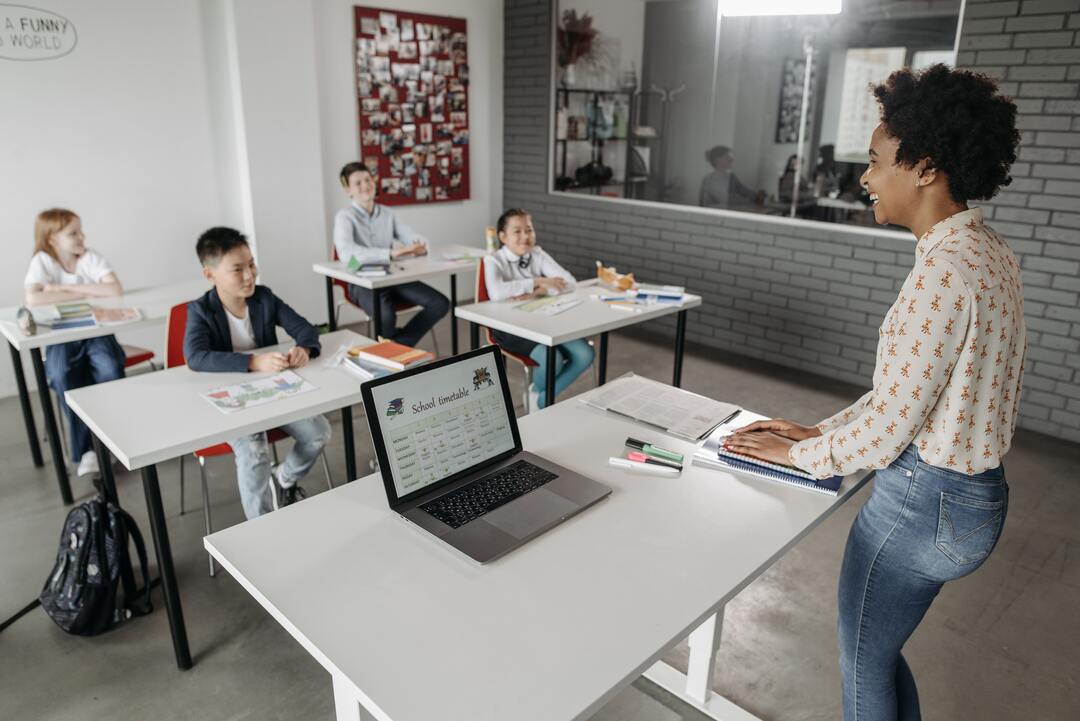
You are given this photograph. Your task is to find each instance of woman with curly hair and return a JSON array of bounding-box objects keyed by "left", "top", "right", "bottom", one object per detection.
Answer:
[{"left": 725, "top": 64, "right": 1025, "bottom": 720}]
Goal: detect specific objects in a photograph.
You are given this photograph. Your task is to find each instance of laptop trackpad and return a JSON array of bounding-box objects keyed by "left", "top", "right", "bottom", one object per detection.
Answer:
[{"left": 484, "top": 488, "right": 578, "bottom": 539}]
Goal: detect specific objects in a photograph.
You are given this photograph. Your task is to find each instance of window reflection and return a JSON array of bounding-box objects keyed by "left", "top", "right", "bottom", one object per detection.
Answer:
[{"left": 552, "top": 0, "right": 962, "bottom": 230}]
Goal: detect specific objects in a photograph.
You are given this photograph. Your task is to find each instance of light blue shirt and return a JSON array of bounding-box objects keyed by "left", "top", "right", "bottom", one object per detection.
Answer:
[{"left": 332, "top": 202, "right": 420, "bottom": 264}]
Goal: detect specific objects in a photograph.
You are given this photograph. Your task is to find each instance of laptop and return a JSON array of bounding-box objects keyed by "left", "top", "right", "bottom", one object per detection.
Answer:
[{"left": 361, "top": 346, "right": 611, "bottom": 564}]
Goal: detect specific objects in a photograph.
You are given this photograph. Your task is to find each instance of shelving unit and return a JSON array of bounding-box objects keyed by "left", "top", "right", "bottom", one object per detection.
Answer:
[{"left": 554, "top": 87, "right": 637, "bottom": 197}]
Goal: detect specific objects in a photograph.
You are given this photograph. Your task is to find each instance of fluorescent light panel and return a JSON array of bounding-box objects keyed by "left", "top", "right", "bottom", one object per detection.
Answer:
[{"left": 720, "top": 0, "right": 842, "bottom": 16}]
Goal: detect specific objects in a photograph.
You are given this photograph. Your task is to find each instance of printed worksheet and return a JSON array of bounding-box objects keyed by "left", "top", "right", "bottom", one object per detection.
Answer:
[
  {"left": 580, "top": 373, "right": 738, "bottom": 440},
  {"left": 201, "top": 371, "right": 317, "bottom": 414}
]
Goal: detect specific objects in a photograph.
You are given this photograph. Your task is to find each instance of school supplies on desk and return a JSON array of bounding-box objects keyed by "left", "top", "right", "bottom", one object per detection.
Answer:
[
  {"left": 33, "top": 302, "right": 97, "bottom": 330},
  {"left": 346, "top": 256, "right": 391, "bottom": 277},
  {"left": 694, "top": 422, "right": 843, "bottom": 496},
  {"left": 629, "top": 284, "right": 686, "bottom": 305},
  {"left": 354, "top": 340, "right": 435, "bottom": 371},
  {"left": 626, "top": 437, "right": 684, "bottom": 464},
  {"left": 91, "top": 307, "right": 142, "bottom": 325},
  {"left": 514, "top": 295, "right": 582, "bottom": 316},
  {"left": 608, "top": 457, "right": 680, "bottom": 477},
  {"left": 578, "top": 373, "right": 740, "bottom": 441},
  {"left": 201, "top": 370, "right": 317, "bottom": 414},
  {"left": 342, "top": 349, "right": 393, "bottom": 381}
]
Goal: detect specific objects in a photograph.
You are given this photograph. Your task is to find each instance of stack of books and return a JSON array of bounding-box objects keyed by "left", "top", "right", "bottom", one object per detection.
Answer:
[
  {"left": 628, "top": 283, "right": 686, "bottom": 304},
  {"left": 342, "top": 340, "right": 435, "bottom": 380},
  {"left": 347, "top": 256, "right": 391, "bottom": 277}
]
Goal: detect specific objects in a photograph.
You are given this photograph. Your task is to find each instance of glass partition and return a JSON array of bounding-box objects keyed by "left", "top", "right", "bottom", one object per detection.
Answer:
[{"left": 551, "top": 0, "right": 963, "bottom": 228}]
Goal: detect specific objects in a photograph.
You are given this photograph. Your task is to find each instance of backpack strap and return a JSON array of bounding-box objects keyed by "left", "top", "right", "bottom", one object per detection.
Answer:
[
  {"left": 0, "top": 598, "right": 41, "bottom": 634},
  {"left": 116, "top": 508, "right": 153, "bottom": 617}
]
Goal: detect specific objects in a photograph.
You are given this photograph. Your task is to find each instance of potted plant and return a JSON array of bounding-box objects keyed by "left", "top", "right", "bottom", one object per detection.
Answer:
[{"left": 556, "top": 10, "right": 599, "bottom": 87}]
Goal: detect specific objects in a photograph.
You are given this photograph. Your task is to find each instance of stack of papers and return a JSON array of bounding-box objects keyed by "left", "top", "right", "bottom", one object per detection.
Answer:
[
  {"left": 578, "top": 373, "right": 739, "bottom": 441},
  {"left": 514, "top": 295, "right": 582, "bottom": 316}
]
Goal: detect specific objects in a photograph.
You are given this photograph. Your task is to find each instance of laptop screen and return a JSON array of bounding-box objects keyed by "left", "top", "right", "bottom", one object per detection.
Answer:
[{"left": 365, "top": 348, "right": 518, "bottom": 501}]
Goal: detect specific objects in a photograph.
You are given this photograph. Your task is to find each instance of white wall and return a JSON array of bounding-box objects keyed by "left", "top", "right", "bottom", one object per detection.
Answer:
[
  {"left": 313, "top": 0, "right": 503, "bottom": 315},
  {"left": 0, "top": 0, "right": 225, "bottom": 397}
]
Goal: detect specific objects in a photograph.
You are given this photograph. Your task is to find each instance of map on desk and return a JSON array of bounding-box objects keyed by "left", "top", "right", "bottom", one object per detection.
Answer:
[{"left": 200, "top": 370, "right": 317, "bottom": 414}]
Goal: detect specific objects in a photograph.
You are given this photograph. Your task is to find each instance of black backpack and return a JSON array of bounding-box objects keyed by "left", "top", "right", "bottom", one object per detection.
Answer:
[{"left": 39, "top": 496, "right": 153, "bottom": 636}]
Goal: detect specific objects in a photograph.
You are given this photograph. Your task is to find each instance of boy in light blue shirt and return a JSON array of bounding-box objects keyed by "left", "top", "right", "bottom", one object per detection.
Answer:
[{"left": 332, "top": 162, "right": 449, "bottom": 346}]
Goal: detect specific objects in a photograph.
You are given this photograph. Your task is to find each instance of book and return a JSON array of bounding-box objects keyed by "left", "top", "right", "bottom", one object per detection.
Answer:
[
  {"left": 693, "top": 424, "right": 843, "bottom": 496},
  {"left": 354, "top": 340, "right": 434, "bottom": 371},
  {"left": 346, "top": 256, "right": 391, "bottom": 277},
  {"left": 48, "top": 302, "right": 97, "bottom": 330},
  {"left": 91, "top": 307, "right": 142, "bottom": 325},
  {"left": 342, "top": 349, "right": 393, "bottom": 380},
  {"left": 629, "top": 285, "right": 685, "bottom": 303}
]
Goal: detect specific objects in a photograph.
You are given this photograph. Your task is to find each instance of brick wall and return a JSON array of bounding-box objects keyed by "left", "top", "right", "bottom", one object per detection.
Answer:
[{"left": 504, "top": 0, "right": 1080, "bottom": 443}]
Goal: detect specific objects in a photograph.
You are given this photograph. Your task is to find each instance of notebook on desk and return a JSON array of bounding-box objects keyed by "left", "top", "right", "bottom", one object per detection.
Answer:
[{"left": 693, "top": 420, "right": 843, "bottom": 496}]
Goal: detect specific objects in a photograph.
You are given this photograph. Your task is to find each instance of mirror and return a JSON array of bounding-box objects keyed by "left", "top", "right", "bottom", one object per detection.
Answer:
[{"left": 551, "top": 0, "right": 963, "bottom": 228}]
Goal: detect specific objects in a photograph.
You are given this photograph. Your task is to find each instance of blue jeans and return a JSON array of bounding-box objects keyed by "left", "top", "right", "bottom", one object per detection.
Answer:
[
  {"left": 228, "top": 415, "right": 332, "bottom": 519},
  {"left": 45, "top": 336, "right": 126, "bottom": 461},
  {"left": 347, "top": 281, "right": 449, "bottom": 347},
  {"left": 838, "top": 444, "right": 1008, "bottom": 721},
  {"left": 528, "top": 339, "right": 594, "bottom": 409}
]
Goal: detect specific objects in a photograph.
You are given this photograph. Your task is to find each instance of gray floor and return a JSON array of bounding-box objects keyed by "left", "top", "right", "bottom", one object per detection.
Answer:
[{"left": 3, "top": 318, "right": 1079, "bottom": 721}]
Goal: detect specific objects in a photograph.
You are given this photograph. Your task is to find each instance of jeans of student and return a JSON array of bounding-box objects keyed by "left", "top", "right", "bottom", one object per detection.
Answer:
[
  {"left": 228, "top": 415, "right": 332, "bottom": 520},
  {"left": 45, "top": 335, "right": 126, "bottom": 462},
  {"left": 528, "top": 339, "right": 594, "bottom": 409},
  {"left": 838, "top": 443, "right": 1008, "bottom": 721},
  {"left": 347, "top": 281, "right": 450, "bottom": 347}
]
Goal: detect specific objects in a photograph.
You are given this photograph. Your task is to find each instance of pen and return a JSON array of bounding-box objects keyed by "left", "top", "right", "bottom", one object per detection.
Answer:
[
  {"left": 608, "top": 457, "right": 680, "bottom": 477},
  {"left": 698, "top": 409, "right": 742, "bottom": 440},
  {"left": 625, "top": 437, "right": 685, "bottom": 464},
  {"left": 627, "top": 451, "right": 683, "bottom": 470}
]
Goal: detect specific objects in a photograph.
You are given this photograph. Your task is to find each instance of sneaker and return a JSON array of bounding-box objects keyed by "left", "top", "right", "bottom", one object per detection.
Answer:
[
  {"left": 279, "top": 484, "right": 307, "bottom": 507},
  {"left": 76, "top": 451, "right": 100, "bottom": 477},
  {"left": 527, "top": 388, "right": 542, "bottom": 413}
]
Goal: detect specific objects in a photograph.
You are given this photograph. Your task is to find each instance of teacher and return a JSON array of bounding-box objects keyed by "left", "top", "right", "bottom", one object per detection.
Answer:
[{"left": 723, "top": 65, "right": 1025, "bottom": 721}]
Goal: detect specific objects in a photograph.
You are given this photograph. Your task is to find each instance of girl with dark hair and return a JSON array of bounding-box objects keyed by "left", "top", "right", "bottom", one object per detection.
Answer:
[{"left": 725, "top": 65, "right": 1025, "bottom": 721}]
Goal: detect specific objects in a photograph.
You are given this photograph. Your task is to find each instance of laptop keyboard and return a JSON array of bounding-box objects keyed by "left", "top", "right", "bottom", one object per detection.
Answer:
[{"left": 420, "top": 460, "right": 558, "bottom": 529}]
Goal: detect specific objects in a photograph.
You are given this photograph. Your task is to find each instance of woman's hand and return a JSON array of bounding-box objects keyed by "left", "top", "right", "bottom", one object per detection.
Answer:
[
  {"left": 733, "top": 418, "right": 821, "bottom": 442},
  {"left": 722, "top": 431, "right": 796, "bottom": 466}
]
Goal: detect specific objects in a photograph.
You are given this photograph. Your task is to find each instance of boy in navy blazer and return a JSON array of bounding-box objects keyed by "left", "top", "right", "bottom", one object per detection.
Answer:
[{"left": 185, "top": 227, "right": 331, "bottom": 518}]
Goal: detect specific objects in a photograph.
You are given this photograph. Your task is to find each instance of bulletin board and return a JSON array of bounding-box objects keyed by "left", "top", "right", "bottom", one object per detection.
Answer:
[{"left": 354, "top": 6, "right": 470, "bottom": 205}]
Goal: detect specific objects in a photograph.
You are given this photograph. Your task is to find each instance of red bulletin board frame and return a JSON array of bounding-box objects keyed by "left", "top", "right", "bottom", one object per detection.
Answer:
[{"left": 353, "top": 6, "right": 470, "bottom": 206}]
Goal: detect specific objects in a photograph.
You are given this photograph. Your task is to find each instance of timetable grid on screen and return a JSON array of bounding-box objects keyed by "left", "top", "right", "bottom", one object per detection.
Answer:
[{"left": 370, "top": 358, "right": 516, "bottom": 498}]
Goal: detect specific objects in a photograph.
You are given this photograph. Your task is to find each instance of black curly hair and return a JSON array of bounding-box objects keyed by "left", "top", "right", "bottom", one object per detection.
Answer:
[{"left": 873, "top": 64, "right": 1019, "bottom": 203}]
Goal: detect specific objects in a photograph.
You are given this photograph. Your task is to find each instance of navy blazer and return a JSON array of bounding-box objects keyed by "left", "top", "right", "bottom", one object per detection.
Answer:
[{"left": 184, "top": 286, "right": 321, "bottom": 373}]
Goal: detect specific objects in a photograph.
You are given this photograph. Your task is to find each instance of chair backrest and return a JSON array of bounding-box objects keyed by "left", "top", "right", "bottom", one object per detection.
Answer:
[
  {"left": 475, "top": 256, "right": 490, "bottom": 303},
  {"left": 165, "top": 302, "right": 188, "bottom": 369}
]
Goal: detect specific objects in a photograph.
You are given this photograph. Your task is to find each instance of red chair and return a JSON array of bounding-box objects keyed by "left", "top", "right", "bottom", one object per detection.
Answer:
[
  {"left": 330, "top": 247, "right": 440, "bottom": 355},
  {"left": 169, "top": 302, "right": 333, "bottom": 577}
]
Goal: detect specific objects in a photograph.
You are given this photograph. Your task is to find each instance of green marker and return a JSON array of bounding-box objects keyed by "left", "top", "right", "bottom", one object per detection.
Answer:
[{"left": 625, "top": 437, "right": 684, "bottom": 464}]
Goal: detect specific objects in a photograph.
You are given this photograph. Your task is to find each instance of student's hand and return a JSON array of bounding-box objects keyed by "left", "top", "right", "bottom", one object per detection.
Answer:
[
  {"left": 533, "top": 277, "right": 568, "bottom": 294},
  {"left": 249, "top": 352, "right": 290, "bottom": 373},
  {"left": 286, "top": 346, "right": 310, "bottom": 368},
  {"left": 734, "top": 418, "right": 821, "bottom": 441},
  {"left": 391, "top": 242, "right": 425, "bottom": 258},
  {"left": 412, "top": 238, "right": 429, "bottom": 256},
  {"left": 722, "top": 431, "right": 796, "bottom": 466}
]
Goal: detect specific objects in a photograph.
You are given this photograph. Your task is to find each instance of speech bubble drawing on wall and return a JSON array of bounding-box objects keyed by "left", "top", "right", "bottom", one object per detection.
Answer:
[{"left": 0, "top": 4, "right": 77, "bottom": 61}]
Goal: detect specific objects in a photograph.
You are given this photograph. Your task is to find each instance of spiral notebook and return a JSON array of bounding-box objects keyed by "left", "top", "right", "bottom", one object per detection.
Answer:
[{"left": 694, "top": 423, "right": 843, "bottom": 496}]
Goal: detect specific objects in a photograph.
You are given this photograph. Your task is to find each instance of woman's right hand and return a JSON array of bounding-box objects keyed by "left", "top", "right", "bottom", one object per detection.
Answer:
[{"left": 733, "top": 418, "right": 821, "bottom": 441}]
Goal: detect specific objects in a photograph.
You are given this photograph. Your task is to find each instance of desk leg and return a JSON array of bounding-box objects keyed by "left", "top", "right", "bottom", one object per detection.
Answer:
[
  {"left": 598, "top": 332, "right": 609, "bottom": 386},
  {"left": 371, "top": 288, "right": 383, "bottom": 341},
  {"left": 333, "top": 673, "right": 377, "bottom": 721},
  {"left": 470, "top": 322, "right": 479, "bottom": 351},
  {"left": 341, "top": 406, "right": 357, "bottom": 482},
  {"left": 30, "top": 348, "right": 72, "bottom": 505},
  {"left": 141, "top": 464, "right": 193, "bottom": 670},
  {"left": 545, "top": 345, "right": 556, "bottom": 408},
  {"left": 643, "top": 607, "right": 764, "bottom": 720},
  {"left": 93, "top": 435, "right": 119, "bottom": 506},
  {"left": 449, "top": 275, "right": 458, "bottom": 356},
  {"left": 9, "top": 343, "right": 43, "bottom": 467},
  {"left": 326, "top": 277, "right": 337, "bottom": 332},
  {"left": 673, "top": 309, "right": 687, "bottom": 388}
]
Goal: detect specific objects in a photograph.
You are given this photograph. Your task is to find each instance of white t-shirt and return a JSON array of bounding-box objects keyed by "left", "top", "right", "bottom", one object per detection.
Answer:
[
  {"left": 225, "top": 307, "right": 257, "bottom": 352},
  {"left": 24, "top": 249, "right": 115, "bottom": 288}
]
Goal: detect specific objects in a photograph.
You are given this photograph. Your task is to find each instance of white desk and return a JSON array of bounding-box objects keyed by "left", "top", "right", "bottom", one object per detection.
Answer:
[
  {"left": 314, "top": 244, "right": 485, "bottom": 355},
  {"left": 206, "top": 392, "right": 870, "bottom": 721},
  {"left": 0, "top": 279, "right": 209, "bottom": 504},
  {"left": 64, "top": 329, "right": 373, "bottom": 671},
  {"left": 455, "top": 279, "right": 703, "bottom": 403}
]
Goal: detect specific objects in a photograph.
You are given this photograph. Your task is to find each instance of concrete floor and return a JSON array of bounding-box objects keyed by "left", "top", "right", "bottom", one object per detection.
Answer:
[{"left": 2, "top": 317, "right": 1079, "bottom": 721}]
